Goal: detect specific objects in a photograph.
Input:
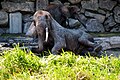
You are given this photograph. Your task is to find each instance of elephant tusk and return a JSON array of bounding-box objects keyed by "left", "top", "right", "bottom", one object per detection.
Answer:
[{"left": 45, "top": 27, "right": 49, "bottom": 42}]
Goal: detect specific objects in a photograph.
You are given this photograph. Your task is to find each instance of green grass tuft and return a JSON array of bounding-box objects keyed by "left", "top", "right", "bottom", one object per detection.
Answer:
[{"left": 0, "top": 46, "right": 120, "bottom": 80}]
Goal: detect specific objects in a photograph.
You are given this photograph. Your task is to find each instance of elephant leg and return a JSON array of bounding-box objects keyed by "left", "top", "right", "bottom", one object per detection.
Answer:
[
  {"left": 51, "top": 41, "right": 66, "bottom": 55},
  {"left": 78, "top": 37, "right": 102, "bottom": 52},
  {"left": 78, "top": 38, "right": 94, "bottom": 47}
]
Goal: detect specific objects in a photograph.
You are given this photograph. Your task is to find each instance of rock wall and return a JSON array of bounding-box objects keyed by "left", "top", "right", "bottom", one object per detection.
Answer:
[{"left": 0, "top": 0, "right": 120, "bottom": 33}]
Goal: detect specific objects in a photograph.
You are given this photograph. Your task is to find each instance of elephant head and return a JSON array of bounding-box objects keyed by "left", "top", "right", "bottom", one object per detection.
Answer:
[
  {"left": 26, "top": 10, "right": 52, "bottom": 51},
  {"left": 45, "top": 3, "right": 70, "bottom": 27}
]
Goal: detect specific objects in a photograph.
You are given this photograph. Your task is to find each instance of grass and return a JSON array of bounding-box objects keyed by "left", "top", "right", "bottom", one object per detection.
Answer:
[{"left": 0, "top": 46, "right": 120, "bottom": 80}]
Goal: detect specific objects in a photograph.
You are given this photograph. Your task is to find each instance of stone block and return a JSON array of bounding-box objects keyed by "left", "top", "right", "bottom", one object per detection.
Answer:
[
  {"left": 81, "top": 0, "right": 98, "bottom": 11},
  {"left": 95, "top": 36, "right": 120, "bottom": 50},
  {"left": 110, "top": 24, "right": 120, "bottom": 32},
  {"left": 68, "top": 0, "right": 81, "bottom": 4},
  {"left": 104, "top": 16, "right": 116, "bottom": 32},
  {"left": 0, "top": 10, "right": 8, "bottom": 26},
  {"left": 36, "top": 0, "right": 48, "bottom": 10},
  {"left": 78, "top": 14, "right": 87, "bottom": 24},
  {"left": 97, "top": 9, "right": 106, "bottom": 15},
  {"left": 9, "top": 12, "right": 22, "bottom": 33},
  {"left": 0, "top": 28, "right": 9, "bottom": 34},
  {"left": 85, "top": 11, "right": 105, "bottom": 23},
  {"left": 99, "top": 0, "right": 117, "bottom": 11},
  {"left": 86, "top": 19, "right": 105, "bottom": 32},
  {"left": 105, "top": 11, "right": 113, "bottom": 18},
  {"left": 113, "top": 6, "right": 120, "bottom": 23},
  {"left": 80, "top": 8, "right": 85, "bottom": 13},
  {"left": 8, "top": 0, "right": 26, "bottom": 2},
  {"left": 67, "top": 18, "right": 80, "bottom": 28},
  {"left": 1, "top": 2, "right": 35, "bottom": 12}
]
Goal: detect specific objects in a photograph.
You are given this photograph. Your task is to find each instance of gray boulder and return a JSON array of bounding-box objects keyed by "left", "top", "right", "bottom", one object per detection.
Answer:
[
  {"left": 8, "top": 0, "right": 35, "bottom": 2},
  {"left": 95, "top": 36, "right": 120, "bottom": 50},
  {"left": 68, "top": 0, "right": 81, "bottom": 4},
  {"left": 86, "top": 19, "right": 105, "bottom": 32},
  {"left": 80, "top": 8, "right": 85, "bottom": 13},
  {"left": 66, "top": 18, "right": 81, "bottom": 28},
  {"left": 99, "top": 0, "right": 117, "bottom": 11},
  {"left": 0, "top": 11, "right": 8, "bottom": 27},
  {"left": 0, "top": 28, "right": 5, "bottom": 33},
  {"left": 36, "top": 0, "right": 48, "bottom": 10},
  {"left": 0, "top": 28, "right": 9, "bottom": 34},
  {"left": 81, "top": 0, "right": 98, "bottom": 11},
  {"left": 8, "top": 0, "right": 26, "bottom": 2},
  {"left": 9, "top": 12, "right": 22, "bottom": 33},
  {"left": 1, "top": 2, "right": 35, "bottom": 12},
  {"left": 113, "top": 6, "right": 120, "bottom": 23},
  {"left": 78, "top": 14, "right": 87, "bottom": 24},
  {"left": 110, "top": 25, "right": 120, "bottom": 32},
  {"left": 104, "top": 16, "right": 116, "bottom": 32},
  {"left": 85, "top": 11, "right": 105, "bottom": 23},
  {"left": 105, "top": 11, "right": 113, "bottom": 18},
  {"left": 97, "top": 9, "right": 106, "bottom": 15}
]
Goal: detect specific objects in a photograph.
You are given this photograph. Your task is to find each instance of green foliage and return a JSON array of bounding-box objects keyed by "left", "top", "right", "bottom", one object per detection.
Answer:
[{"left": 0, "top": 47, "right": 120, "bottom": 80}]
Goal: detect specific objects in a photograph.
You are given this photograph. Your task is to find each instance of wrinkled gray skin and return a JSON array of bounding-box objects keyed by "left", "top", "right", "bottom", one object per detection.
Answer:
[{"left": 26, "top": 10, "right": 102, "bottom": 55}]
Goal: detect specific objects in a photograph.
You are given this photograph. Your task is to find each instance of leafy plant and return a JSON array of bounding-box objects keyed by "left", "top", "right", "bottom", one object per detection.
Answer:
[{"left": 0, "top": 46, "right": 120, "bottom": 80}]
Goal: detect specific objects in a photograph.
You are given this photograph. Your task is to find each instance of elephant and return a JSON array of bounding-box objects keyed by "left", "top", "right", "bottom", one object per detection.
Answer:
[
  {"left": 45, "top": 3, "right": 87, "bottom": 29},
  {"left": 45, "top": 1, "right": 70, "bottom": 28},
  {"left": 26, "top": 10, "right": 102, "bottom": 55}
]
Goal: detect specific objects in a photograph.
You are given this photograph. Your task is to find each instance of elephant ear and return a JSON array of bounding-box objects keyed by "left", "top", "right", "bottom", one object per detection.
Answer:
[{"left": 26, "top": 22, "right": 36, "bottom": 37}]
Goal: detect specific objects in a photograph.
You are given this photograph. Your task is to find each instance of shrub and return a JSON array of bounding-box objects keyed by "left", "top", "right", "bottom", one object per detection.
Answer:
[{"left": 0, "top": 46, "right": 120, "bottom": 80}]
